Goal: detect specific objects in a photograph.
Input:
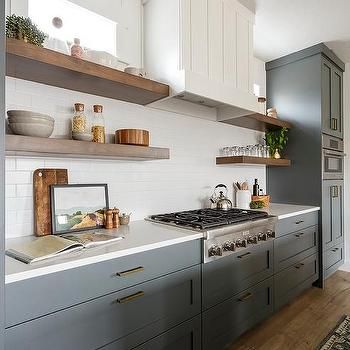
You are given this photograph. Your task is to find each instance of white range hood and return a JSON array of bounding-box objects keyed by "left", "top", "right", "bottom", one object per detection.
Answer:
[{"left": 143, "top": 0, "right": 260, "bottom": 122}]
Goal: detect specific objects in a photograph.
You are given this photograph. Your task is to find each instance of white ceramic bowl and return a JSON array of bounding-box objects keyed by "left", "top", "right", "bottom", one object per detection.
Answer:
[
  {"left": 7, "top": 110, "right": 54, "bottom": 122},
  {"left": 8, "top": 122, "right": 54, "bottom": 138}
]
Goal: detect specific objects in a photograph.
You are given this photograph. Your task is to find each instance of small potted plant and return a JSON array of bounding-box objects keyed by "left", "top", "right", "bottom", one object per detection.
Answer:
[
  {"left": 265, "top": 127, "right": 289, "bottom": 159},
  {"left": 6, "top": 14, "right": 47, "bottom": 47}
]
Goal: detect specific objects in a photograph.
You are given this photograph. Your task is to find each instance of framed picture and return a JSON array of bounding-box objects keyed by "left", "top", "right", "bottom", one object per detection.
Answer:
[{"left": 50, "top": 184, "right": 109, "bottom": 235}]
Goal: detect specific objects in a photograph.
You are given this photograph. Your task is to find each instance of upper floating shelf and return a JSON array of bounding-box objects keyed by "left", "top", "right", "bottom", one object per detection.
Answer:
[
  {"left": 6, "top": 38, "right": 170, "bottom": 105},
  {"left": 216, "top": 156, "right": 291, "bottom": 167},
  {"left": 6, "top": 135, "right": 170, "bottom": 161},
  {"left": 221, "top": 113, "right": 292, "bottom": 132}
]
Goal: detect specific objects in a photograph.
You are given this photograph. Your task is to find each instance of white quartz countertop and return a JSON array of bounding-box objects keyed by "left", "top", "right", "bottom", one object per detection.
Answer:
[
  {"left": 5, "top": 203, "right": 320, "bottom": 284},
  {"left": 5, "top": 220, "right": 202, "bottom": 284},
  {"left": 260, "top": 203, "right": 320, "bottom": 219}
]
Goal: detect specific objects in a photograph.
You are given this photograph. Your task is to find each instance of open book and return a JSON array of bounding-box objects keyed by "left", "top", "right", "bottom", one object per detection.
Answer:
[{"left": 6, "top": 232, "right": 124, "bottom": 264}]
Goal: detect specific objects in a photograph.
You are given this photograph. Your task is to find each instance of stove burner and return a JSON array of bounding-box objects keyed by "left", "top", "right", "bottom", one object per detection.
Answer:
[{"left": 149, "top": 208, "right": 269, "bottom": 230}]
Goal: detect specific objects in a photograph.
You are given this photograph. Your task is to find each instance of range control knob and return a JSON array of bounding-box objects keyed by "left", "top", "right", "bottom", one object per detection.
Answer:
[
  {"left": 247, "top": 236, "right": 258, "bottom": 244},
  {"left": 266, "top": 230, "right": 275, "bottom": 238},
  {"left": 236, "top": 239, "right": 247, "bottom": 248},
  {"left": 258, "top": 233, "right": 268, "bottom": 241},
  {"left": 208, "top": 245, "right": 223, "bottom": 257},
  {"left": 223, "top": 241, "right": 236, "bottom": 252}
]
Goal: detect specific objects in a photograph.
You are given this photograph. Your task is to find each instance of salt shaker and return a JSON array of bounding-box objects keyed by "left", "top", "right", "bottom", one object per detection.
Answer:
[
  {"left": 112, "top": 207, "right": 120, "bottom": 228},
  {"left": 105, "top": 209, "right": 113, "bottom": 229}
]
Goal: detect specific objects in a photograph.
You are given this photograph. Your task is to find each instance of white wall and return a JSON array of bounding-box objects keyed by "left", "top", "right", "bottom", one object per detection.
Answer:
[{"left": 5, "top": 77, "right": 266, "bottom": 239}]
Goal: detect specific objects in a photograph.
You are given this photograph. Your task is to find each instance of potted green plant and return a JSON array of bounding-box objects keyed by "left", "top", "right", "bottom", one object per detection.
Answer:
[
  {"left": 6, "top": 14, "right": 47, "bottom": 47},
  {"left": 265, "top": 127, "right": 289, "bottom": 159}
]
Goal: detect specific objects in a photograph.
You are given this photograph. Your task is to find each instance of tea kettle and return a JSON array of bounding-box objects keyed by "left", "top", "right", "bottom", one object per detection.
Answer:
[{"left": 210, "top": 184, "right": 232, "bottom": 210}]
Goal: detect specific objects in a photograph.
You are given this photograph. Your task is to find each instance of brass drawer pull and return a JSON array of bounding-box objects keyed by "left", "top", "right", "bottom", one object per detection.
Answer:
[
  {"left": 332, "top": 248, "right": 339, "bottom": 252},
  {"left": 295, "top": 232, "right": 305, "bottom": 238},
  {"left": 294, "top": 263, "right": 305, "bottom": 269},
  {"left": 237, "top": 252, "right": 252, "bottom": 259},
  {"left": 295, "top": 220, "right": 304, "bottom": 225},
  {"left": 238, "top": 292, "right": 253, "bottom": 302},
  {"left": 331, "top": 118, "right": 338, "bottom": 131},
  {"left": 116, "top": 266, "right": 144, "bottom": 277},
  {"left": 116, "top": 291, "right": 145, "bottom": 304}
]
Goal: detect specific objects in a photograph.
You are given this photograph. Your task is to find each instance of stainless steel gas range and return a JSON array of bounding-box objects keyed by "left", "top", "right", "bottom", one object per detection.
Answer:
[{"left": 147, "top": 208, "right": 277, "bottom": 263}]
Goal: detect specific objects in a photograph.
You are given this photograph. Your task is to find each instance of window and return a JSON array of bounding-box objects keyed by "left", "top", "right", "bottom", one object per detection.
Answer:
[{"left": 28, "top": 0, "right": 117, "bottom": 56}]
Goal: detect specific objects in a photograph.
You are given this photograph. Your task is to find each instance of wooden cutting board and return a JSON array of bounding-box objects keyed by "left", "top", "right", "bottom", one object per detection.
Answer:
[{"left": 33, "top": 169, "right": 68, "bottom": 236}]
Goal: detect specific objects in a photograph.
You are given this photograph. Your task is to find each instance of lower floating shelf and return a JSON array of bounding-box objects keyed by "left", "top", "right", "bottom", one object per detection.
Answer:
[
  {"left": 216, "top": 156, "right": 291, "bottom": 167},
  {"left": 5, "top": 135, "right": 170, "bottom": 161}
]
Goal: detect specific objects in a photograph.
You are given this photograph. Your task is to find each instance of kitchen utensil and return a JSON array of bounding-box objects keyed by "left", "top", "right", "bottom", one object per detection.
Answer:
[
  {"left": 112, "top": 208, "right": 120, "bottom": 228},
  {"left": 33, "top": 169, "right": 68, "bottom": 236},
  {"left": 7, "top": 110, "right": 54, "bottom": 138},
  {"left": 236, "top": 190, "right": 251, "bottom": 209},
  {"left": 115, "top": 129, "right": 150, "bottom": 146},
  {"left": 241, "top": 182, "right": 249, "bottom": 190},
  {"left": 105, "top": 209, "right": 113, "bottom": 229},
  {"left": 119, "top": 213, "right": 131, "bottom": 225},
  {"left": 210, "top": 184, "right": 232, "bottom": 210}
]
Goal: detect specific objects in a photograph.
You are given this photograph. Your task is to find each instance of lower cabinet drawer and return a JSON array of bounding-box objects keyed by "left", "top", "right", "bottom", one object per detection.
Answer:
[
  {"left": 275, "top": 211, "right": 318, "bottom": 237},
  {"left": 100, "top": 316, "right": 201, "bottom": 350},
  {"left": 203, "top": 241, "right": 273, "bottom": 309},
  {"left": 274, "top": 254, "right": 318, "bottom": 310},
  {"left": 325, "top": 242, "right": 344, "bottom": 278},
  {"left": 202, "top": 277, "right": 274, "bottom": 350},
  {"left": 5, "top": 265, "right": 201, "bottom": 350},
  {"left": 274, "top": 225, "right": 318, "bottom": 272},
  {"left": 6, "top": 239, "right": 201, "bottom": 328}
]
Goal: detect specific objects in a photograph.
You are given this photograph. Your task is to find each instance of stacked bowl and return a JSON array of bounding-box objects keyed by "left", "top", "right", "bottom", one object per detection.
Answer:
[{"left": 7, "top": 110, "right": 55, "bottom": 138}]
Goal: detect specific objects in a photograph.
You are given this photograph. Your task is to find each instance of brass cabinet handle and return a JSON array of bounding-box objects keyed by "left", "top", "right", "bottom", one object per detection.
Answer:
[
  {"left": 331, "top": 186, "right": 339, "bottom": 198},
  {"left": 238, "top": 292, "right": 253, "bottom": 302},
  {"left": 331, "top": 118, "right": 338, "bottom": 130},
  {"left": 332, "top": 248, "right": 339, "bottom": 252},
  {"left": 237, "top": 252, "right": 252, "bottom": 259},
  {"left": 295, "top": 220, "right": 304, "bottom": 225},
  {"left": 116, "top": 266, "right": 144, "bottom": 277},
  {"left": 294, "top": 263, "right": 305, "bottom": 269},
  {"left": 115, "top": 291, "right": 145, "bottom": 304},
  {"left": 295, "top": 232, "right": 305, "bottom": 238}
]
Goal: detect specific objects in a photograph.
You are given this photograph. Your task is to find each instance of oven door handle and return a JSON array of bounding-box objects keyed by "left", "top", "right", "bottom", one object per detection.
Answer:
[{"left": 323, "top": 150, "right": 346, "bottom": 157}]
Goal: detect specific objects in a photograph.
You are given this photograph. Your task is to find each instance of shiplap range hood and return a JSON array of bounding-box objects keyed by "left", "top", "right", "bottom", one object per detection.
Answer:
[{"left": 143, "top": 0, "right": 260, "bottom": 122}]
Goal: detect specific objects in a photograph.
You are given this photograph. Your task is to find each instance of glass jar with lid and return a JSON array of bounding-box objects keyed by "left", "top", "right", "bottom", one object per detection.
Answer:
[
  {"left": 72, "top": 103, "right": 89, "bottom": 137},
  {"left": 92, "top": 104, "right": 105, "bottom": 143}
]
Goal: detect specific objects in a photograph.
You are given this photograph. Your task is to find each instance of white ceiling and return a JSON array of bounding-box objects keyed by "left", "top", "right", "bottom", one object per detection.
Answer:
[{"left": 251, "top": 0, "right": 350, "bottom": 63}]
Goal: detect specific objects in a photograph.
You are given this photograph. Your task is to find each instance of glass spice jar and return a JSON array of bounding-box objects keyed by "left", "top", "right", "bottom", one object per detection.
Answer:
[
  {"left": 72, "top": 103, "right": 87, "bottom": 133},
  {"left": 92, "top": 104, "right": 106, "bottom": 143}
]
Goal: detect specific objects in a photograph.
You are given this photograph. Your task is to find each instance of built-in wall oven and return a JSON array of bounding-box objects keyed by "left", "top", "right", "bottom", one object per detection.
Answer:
[{"left": 322, "top": 134, "right": 345, "bottom": 180}]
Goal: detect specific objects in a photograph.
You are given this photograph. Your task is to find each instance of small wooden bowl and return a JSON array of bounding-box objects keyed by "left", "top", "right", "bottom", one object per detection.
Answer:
[
  {"left": 115, "top": 129, "right": 150, "bottom": 146},
  {"left": 251, "top": 195, "right": 270, "bottom": 208}
]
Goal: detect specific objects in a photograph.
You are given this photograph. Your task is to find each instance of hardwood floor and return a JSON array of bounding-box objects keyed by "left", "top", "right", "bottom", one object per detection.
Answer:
[{"left": 229, "top": 271, "right": 350, "bottom": 350}]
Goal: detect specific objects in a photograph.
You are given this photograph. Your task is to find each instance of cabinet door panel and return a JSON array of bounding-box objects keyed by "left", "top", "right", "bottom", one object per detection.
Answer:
[
  {"left": 322, "top": 180, "right": 343, "bottom": 251},
  {"left": 325, "top": 242, "right": 344, "bottom": 278},
  {"left": 331, "top": 67, "right": 343, "bottom": 138},
  {"left": 236, "top": 14, "right": 250, "bottom": 91},
  {"left": 321, "top": 59, "right": 332, "bottom": 135}
]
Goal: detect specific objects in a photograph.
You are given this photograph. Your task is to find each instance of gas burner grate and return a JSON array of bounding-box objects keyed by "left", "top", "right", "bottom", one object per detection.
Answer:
[{"left": 149, "top": 208, "right": 269, "bottom": 230}]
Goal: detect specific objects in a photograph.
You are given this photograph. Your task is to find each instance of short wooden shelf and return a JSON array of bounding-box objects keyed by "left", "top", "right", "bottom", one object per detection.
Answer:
[
  {"left": 222, "top": 113, "right": 292, "bottom": 132},
  {"left": 6, "top": 135, "right": 170, "bottom": 161},
  {"left": 6, "top": 38, "right": 170, "bottom": 105},
  {"left": 216, "top": 156, "right": 291, "bottom": 167}
]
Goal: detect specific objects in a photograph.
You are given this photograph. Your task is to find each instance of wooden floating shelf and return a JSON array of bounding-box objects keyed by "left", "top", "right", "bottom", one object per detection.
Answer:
[
  {"left": 221, "top": 113, "right": 292, "bottom": 132},
  {"left": 6, "top": 38, "right": 170, "bottom": 105},
  {"left": 6, "top": 135, "right": 170, "bottom": 161},
  {"left": 216, "top": 156, "right": 291, "bottom": 167}
]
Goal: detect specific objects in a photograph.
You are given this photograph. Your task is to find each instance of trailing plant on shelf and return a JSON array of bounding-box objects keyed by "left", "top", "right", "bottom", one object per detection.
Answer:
[
  {"left": 6, "top": 14, "right": 47, "bottom": 47},
  {"left": 265, "top": 127, "right": 289, "bottom": 159}
]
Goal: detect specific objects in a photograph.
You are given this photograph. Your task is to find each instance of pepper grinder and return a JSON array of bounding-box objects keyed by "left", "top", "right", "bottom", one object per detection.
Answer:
[
  {"left": 112, "top": 207, "right": 120, "bottom": 228},
  {"left": 105, "top": 209, "right": 113, "bottom": 229}
]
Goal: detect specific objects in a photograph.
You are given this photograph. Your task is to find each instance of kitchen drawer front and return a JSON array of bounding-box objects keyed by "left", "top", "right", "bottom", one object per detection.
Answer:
[
  {"left": 6, "top": 239, "right": 201, "bottom": 328},
  {"left": 203, "top": 241, "right": 273, "bottom": 310},
  {"left": 274, "top": 254, "right": 318, "bottom": 310},
  {"left": 100, "top": 316, "right": 201, "bottom": 350},
  {"left": 274, "top": 225, "right": 318, "bottom": 272},
  {"left": 325, "top": 242, "right": 344, "bottom": 278},
  {"left": 202, "top": 277, "right": 274, "bottom": 350},
  {"left": 275, "top": 211, "right": 319, "bottom": 237},
  {"left": 5, "top": 265, "right": 201, "bottom": 350}
]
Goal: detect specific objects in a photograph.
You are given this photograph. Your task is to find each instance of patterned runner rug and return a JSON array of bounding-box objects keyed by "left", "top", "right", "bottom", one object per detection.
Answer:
[{"left": 318, "top": 315, "right": 350, "bottom": 350}]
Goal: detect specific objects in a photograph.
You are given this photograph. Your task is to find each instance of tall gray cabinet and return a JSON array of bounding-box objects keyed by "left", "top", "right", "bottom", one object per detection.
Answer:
[
  {"left": 266, "top": 44, "right": 345, "bottom": 287},
  {"left": 0, "top": 0, "right": 5, "bottom": 348}
]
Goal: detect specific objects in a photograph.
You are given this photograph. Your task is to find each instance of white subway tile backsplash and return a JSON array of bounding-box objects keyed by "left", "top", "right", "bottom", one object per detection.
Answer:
[{"left": 5, "top": 77, "right": 266, "bottom": 238}]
